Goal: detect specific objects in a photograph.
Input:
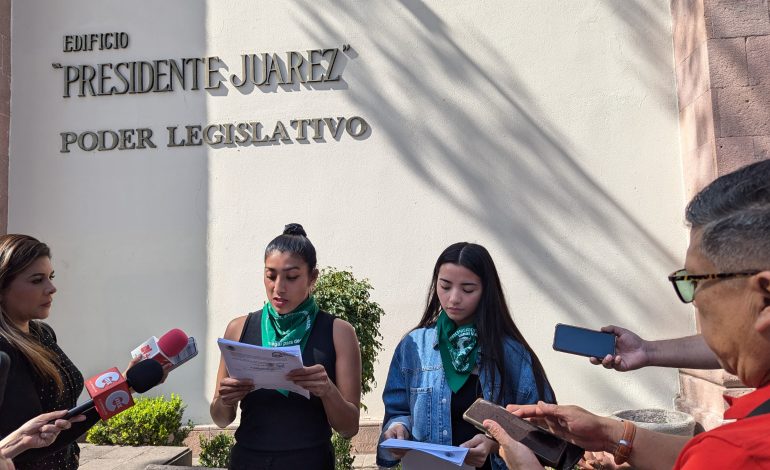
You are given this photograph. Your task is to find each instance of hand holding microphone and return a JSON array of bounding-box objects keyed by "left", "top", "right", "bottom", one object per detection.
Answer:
[
  {"left": 131, "top": 328, "right": 190, "bottom": 367},
  {"left": 1, "top": 410, "right": 85, "bottom": 460},
  {"left": 65, "top": 329, "right": 196, "bottom": 422},
  {"left": 65, "top": 359, "right": 164, "bottom": 420}
]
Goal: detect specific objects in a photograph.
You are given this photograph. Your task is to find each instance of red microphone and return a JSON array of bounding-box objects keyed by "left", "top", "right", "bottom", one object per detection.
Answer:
[
  {"left": 67, "top": 359, "right": 164, "bottom": 420},
  {"left": 131, "top": 328, "right": 189, "bottom": 366},
  {"left": 84, "top": 368, "right": 133, "bottom": 420}
]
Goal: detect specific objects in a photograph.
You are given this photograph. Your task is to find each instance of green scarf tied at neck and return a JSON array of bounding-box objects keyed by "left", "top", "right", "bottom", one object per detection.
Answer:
[
  {"left": 261, "top": 295, "right": 319, "bottom": 350},
  {"left": 436, "top": 309, "right": 479, "bottom": 393},
  {"left": 261, "top": 296, "right": 319, "bottom": 397}
]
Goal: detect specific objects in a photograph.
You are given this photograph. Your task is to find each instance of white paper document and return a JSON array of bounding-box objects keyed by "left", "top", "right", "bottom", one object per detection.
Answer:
[
  {"left": 217, "top": 338, "right": 309, "bottom": 399},
  {"left": 380, "top": 439, "right": 472, "bottom": 469}
]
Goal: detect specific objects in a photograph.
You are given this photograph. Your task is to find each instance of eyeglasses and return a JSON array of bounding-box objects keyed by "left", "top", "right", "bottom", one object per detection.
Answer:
[{"left": 667, "top": 269, "right": 760, "bottom": 303}]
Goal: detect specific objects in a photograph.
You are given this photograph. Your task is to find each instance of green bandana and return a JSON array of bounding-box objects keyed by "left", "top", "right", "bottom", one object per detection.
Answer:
[
  {"left": 261, "top": 296, "right": 319, "bottom": 350},
  {"left": 436, "top": 310, "right": 479, "bottom": 393},
  {"left": 261, "top": 296, "right": 319, "bottom": 397}
]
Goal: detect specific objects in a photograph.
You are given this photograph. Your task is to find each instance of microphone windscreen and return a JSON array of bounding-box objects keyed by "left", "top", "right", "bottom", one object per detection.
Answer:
[
  {"left": 0, "top": 351, "right": 10, "bottom": 409},
  {"left": 157, "top": 329, "right": 188, "bottom": 357},
  {"left": 126, "top": 359, "right": 164, "bottom": 393}
]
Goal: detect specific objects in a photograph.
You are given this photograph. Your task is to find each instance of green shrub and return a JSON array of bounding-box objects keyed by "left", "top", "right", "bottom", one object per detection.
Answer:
[
  {"left": 86, "top": 394, "right": 193, "bottom": 446},
  {"left": 315, "top": 268, "right": 385, "bottom": 467},
  {"left": 332, "top": 431, "right": 355, "bottom": 470},
  {"left": 314, "top": 267, "right": 385, "bottom": 396},
  {"left": 198, "top": 433, "right": 234, "bottom": 468}
]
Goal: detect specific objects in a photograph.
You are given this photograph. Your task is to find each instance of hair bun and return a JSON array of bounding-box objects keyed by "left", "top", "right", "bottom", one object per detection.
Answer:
[{"left": 283, "top": 223, "right": 307, "bottom": 237}]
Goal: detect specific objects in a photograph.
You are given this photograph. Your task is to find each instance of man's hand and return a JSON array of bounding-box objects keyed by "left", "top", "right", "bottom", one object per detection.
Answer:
[
  {"left": 589, "top": 325, "right": 649, "bottom": 372},
  {"left": 509, "top": 402, "right": 619, "bottom": 453}
]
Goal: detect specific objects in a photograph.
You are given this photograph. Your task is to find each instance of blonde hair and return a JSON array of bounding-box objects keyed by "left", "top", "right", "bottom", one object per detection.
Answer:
[{"left": 0, "top": 234, "right": 63, "bottom": 391}]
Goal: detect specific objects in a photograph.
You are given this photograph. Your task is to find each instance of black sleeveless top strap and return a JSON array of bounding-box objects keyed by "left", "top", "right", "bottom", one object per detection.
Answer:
[{"left": 235, "top": 308, "right": 337, "bottom": 451}]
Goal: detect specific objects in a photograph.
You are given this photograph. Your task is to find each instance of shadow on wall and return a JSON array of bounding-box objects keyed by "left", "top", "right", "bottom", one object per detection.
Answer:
[{"left": 293, "top": 0, "right": 687, "bottom": 405}]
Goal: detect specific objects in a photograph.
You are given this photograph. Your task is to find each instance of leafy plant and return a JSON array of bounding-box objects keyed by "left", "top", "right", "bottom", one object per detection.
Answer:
[
  {"left": 332, "top": 431, "right": 355, "bottom": 470},
  {"left": 86, "top": 394, "right": 193, "bottom": 446},
  {"left": 198, "top": 433, "right": 234, "bottom": 468},
  {"left": 314, "top": 267, "right": 384, "bottom": 396}
]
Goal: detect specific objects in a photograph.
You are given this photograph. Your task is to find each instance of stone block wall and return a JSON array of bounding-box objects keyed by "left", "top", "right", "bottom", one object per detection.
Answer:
[{"left": 671, "top": 0, "right": 770, "bottom": 431}]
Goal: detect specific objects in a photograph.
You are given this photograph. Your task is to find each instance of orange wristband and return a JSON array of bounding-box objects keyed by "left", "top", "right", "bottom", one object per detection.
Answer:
[{"left": 613, "top": 419, "right": 636, "bottom": 465}]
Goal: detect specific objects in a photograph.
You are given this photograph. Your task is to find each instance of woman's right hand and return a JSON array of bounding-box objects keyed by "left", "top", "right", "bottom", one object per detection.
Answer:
[
  {"left": 382, "top": 423, "right": 410, "bottom": 459},
  {"left": 0, "top": 410, "right": 86, "bottom": 459},
  {"left": 217, "top": 377, "right": 255, "bottom": 406}
]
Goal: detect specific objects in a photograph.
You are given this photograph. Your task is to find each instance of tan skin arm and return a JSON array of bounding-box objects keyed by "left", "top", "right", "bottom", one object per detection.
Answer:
[
  {"left": 287, "top": 319, "right": 362, "bottom": 437},
  {"left": 211, "top": 315, "right": 362, "bottom": 436},
  {"left": 505, "top": 403, "right": 689, "bottom": 470},
  {"left": 210, "top": 316, "right": 254, "bottom": 428}
]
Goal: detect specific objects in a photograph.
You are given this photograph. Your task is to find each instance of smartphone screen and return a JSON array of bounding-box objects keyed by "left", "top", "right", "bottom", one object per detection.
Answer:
[
  {"left": 553, "top": 324, "right": 616, "bottom": 358},
  {"left": 463, "top": 398, "right": 583, "bottom": 469}
]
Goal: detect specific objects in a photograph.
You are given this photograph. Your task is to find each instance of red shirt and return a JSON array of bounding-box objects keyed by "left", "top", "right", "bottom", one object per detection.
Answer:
[{"left": 673, "top": 383, "right": 770, "bottom": 469}]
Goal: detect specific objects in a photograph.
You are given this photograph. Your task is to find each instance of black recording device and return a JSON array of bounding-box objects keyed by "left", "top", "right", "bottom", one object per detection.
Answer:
[
  {"left": 0, "top": 351, "right": 10, "bottom": 409},
  {"left": 463, "top": 398, "right": 584, "bottom": 470},
  {"left": 552, "top": 323, "right": 616, "bottom": 358}
]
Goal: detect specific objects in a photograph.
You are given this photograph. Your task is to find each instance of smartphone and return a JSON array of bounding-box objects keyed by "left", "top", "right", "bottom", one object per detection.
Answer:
[
  {"left": 0, "top": 351, "right": 10, "bottom": 409},
  {"left": 463, "top": 398, "right": 583, "bottom": 470},
  {"left": 167, "top": 336, "right": 198, "bottom": 371},
  {"left": 552, "top": 323, "right": 616, "bottom": 358}
]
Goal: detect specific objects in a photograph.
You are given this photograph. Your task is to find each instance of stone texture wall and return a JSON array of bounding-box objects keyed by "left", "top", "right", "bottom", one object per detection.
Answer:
[
  {"left": 0, "top": 0, "right": 9, "bottom": 234},
  {"left": 671, "top": 0, "right": 770, "bottom": 431}
]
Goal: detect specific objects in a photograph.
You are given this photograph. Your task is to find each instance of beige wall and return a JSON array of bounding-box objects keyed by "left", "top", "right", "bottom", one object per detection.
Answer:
[{"left": 10, "top": 1, "right": 690, "bottom": 424}]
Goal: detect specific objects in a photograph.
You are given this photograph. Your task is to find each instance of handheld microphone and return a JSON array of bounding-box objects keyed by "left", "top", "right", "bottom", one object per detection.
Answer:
[
  {"left": 0, "top": 351, "right": 10, "bottom": 409},
  {"left": 131, "top": 328, "right": 189, "bottom": 366},
  {"left": 65, "top": 359, "right": 164, "bottom": 420}
]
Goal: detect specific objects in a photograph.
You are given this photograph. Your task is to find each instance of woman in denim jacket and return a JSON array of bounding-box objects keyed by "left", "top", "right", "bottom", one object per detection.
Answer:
[{"left": 378, "top": 242, "right": 555, "bottom": 469}]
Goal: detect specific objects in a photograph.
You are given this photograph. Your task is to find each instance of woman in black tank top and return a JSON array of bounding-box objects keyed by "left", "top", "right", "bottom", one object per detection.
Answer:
[{"left": 210, "top": 224, "right": 362, "bottom": 470}]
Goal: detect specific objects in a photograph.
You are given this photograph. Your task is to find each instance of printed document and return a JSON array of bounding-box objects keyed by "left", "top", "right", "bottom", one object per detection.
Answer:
[
  {"left": 217, "top": 338, "right": 309, "bottom": 399},
  {"left": 380, "top": 439, "right": 472, "bottom": 469}
]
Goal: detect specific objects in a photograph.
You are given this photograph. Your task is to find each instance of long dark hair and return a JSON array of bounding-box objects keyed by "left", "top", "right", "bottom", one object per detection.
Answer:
[
  {"left": 0, "top": 234, "right": 63, "bottom": 392},
  {"left": 415, "top": 242, "right": 555, "bottom": 403}
]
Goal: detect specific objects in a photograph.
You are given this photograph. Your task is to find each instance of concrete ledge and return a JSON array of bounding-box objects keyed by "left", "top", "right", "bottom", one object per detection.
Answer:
[
  {"left": 146, "top": 466, "right": 224, "bottom": 470},
  {"left": 352, "top": 421, "right": 381, "bottom": 454},
  {"left": 184, "top": 421, "right": 383, "bottom": 456},
  {"left": 79, "top": 444, "right": 192, "bottom": 470}
]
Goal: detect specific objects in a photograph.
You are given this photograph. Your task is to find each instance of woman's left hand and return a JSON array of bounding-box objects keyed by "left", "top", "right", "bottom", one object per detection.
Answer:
[
  {"left": 460, "top": 433, "right": 499, "bottom": 467},
  {"left": 286, "top": 365, "right": 333, "bottom": 398},
  {"left": 1, "top": 410, "right": 86, "bottom": 458}
]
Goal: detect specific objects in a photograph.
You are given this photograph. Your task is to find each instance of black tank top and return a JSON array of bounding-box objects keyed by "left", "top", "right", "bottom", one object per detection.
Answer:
[{"left": 235, "top": 309, "right": 337, "bottom": 451}]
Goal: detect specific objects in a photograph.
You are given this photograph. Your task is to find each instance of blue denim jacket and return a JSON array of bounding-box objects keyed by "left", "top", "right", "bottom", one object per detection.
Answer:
[{"left": 378, "top": 326, "right": 554, "bottom": 469}]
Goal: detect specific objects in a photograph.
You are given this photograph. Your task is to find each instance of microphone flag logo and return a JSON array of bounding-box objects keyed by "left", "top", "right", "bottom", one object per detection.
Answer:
[
  {"left": 94, "top": 371, "right": 121, "bottom": 389},
  {"left": 85, "top": 367, "right": 134, "bottom": 420},
  {"left": 105, "top": 390, "right": 132, "bottom": 412}
]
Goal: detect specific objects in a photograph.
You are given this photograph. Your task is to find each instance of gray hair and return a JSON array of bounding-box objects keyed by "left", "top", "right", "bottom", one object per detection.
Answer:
[
  {"left": 700, "top": 208, "right": 770, "bottom": 271},
  {"left": 685, "top": 159, "right": 770, "bottom": 228}
]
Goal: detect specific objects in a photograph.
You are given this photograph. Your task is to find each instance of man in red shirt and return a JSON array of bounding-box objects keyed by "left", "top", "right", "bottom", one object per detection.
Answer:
[{"left": 483, "top": 159, "right": 770, "bottom": 469}]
